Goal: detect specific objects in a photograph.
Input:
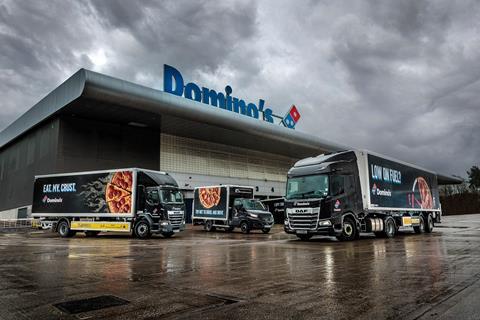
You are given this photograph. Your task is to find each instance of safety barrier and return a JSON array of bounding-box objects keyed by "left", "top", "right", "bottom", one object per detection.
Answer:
[{"left": 0, "top": 219, "right": 38, "bottom": 229}]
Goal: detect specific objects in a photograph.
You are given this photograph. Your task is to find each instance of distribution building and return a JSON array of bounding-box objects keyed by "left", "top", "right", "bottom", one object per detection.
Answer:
[{"left": 0, "top": 66, "right": 456, "bottom": 219}]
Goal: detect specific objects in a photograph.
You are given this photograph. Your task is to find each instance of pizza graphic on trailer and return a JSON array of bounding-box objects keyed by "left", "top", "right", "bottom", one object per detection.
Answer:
[
  {"left": 199, "top": 187, "right": 222, "bottom": 209},
  {"left": 105, "top": 171, "right": 133, "bottom": 213},
  {"left": 412, "top": 177, "right": 433, "bottom": 209}
]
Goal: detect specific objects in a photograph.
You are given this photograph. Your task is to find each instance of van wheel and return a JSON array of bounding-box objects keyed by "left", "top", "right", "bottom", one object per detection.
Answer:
[
  {"left": 85, "top": 231, "right": 100, "bottom": 237},
  {"left": 205, "top": 220, "right": 216, "bottom": 232},
  {"left": 134, "top": 220, "right": 151, "bottom": 239},
  {"left": 262, "top": 228, "right": 271, "bottom": 234},
  {"left": 240, "top": 221, "right": 250, "bottom": 234},
  {"left": 413, "top": 216, "right": 425, "bottom": 234},
  {"left": 336, "top": 216, "right": 357, "bottom": 241},
  {"left": 425, "top": 214, "right": 434, "bottom": 233}
]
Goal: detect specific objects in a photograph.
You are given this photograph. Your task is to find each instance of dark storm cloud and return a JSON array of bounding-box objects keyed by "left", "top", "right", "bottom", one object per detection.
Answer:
[
  {"left": 0, "top": 0, "right": 478, "bottom": 177},
  {"left": 82, "top": 0, "right": 258, "bottom": 82}
]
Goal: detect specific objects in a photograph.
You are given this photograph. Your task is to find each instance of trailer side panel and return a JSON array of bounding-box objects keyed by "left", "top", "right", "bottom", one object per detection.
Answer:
[
  {"left": 192, "top": 186, "right": 228, "bottom": 220},
  {"left": 32, "top": 170, "right": 135, "bottom": 217},
  {"left": 366, "top": 154, "right": 440, "bottom": 211}
]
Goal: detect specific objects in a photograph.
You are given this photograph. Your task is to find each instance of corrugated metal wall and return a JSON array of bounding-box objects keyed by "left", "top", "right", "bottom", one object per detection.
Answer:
[
  {"left": 57, "top": 117, "right": 160, "bottom": 173},
  {"left": 0, "top": 118, "right": 60, "bottom": 212},
  {"left": 160, "top": 133, "right": 296, "bottom": 183}
]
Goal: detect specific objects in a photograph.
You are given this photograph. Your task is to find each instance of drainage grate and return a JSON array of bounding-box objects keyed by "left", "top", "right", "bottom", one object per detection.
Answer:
[{"left": 54, "top": 295, "right": 129, "bottom": 314}]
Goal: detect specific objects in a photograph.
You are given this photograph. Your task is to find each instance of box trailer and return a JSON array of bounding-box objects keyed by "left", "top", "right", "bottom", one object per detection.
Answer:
[
  {"left": 192, "top": 185, "right": 274, "bottom": 233},
  {"left": 284, "top": 150, "right": 442, "bottom": 241},
  {"left": 32, "top": 168, "right": 185, "bottom": 239}
]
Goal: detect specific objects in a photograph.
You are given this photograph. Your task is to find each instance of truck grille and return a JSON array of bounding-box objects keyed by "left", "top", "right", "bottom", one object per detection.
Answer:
[
  {"left": 287, "top": 208, "right": 319, "bottom": 230},
  {"left": 168, "top": 212, "right": 183, "bottom": 227}
]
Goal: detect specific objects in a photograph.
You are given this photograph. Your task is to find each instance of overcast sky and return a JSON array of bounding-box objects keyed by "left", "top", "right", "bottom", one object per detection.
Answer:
[{"left": 0, "top": 0, "right": 479, "bottom": 177}]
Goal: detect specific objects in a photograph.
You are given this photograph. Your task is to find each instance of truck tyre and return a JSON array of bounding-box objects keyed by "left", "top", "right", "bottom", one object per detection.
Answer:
[
  {"left": 262, "top": 228, "right": 271, "bottom": 234},
  {"left": 413, "top": 216, "right": 425, "bottom": 234},
  {"left": 425, "top": 213, "right": 434, "bottom": 233},
  {"left": 378, "top": 217, "right": 396, "bottom": 238},
  {"left": 134, "top": 220, "right": 151, "bottom": 239},
  {"left": 162, "top": 231, "right": 174, "bottom": 238},
  {"left": 297, "top": 234, "right": 312, "bottom": 241},
  {"left": 85, "top": 231, "right": 100, "bottom": 237},
  {"left": 240, "top": 221, "right": 250, "bottom": 234},
  {"left": 57, "top": 220, "right": 76, "bottom": 238},
  {"left": 336, "top": 216, "right": 357, "bottom": 241},
  {"left": 205, "top": 220, "right": 216, "bottom": 232}
]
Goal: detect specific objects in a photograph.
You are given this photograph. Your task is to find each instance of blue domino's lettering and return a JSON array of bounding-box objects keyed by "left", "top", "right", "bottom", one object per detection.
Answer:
[{"left": 164, "top": 64, "right": 278, "bottom": 123}]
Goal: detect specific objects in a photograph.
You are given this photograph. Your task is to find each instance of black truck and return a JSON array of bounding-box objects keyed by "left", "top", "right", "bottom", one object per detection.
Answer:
[
  {"left": 192, "top": 185, "right": 274, "bottom": 233},
  {"left": 284, "top": 150, "right": 443, "bottom": 241},
  {"left": 32, "top": 168, "right": 185, "bottom": 239}
]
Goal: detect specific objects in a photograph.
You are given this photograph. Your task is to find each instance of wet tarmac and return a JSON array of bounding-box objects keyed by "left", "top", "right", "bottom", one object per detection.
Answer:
[{"left": 0, "top": 214, "right": 479, "bottom": 320}]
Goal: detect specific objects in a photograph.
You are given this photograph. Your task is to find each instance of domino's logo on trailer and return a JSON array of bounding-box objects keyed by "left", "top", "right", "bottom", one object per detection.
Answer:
[{"left": 283, "top": 105, "right": 301, "bottom": 129}]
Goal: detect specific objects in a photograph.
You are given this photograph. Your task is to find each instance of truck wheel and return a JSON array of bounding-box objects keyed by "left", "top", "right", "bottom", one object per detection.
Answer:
[
  {"left": 240, "top": 221, "right": 250, "bottom": 234},
  {"left": 162, "top": 232, "right": 174, "bottom": 238},
  {"left": 262, "top": 228, "right": 271, "bottom": 234},
  {"left": 85, "top": 231, "right": 100, "bottom": 237},
  {"left": 336, "top": 216, "right": 357, "bottom": 241},
  {"left": 57, "top": 220, "right": 76, "bottom": 238},
  {"left": 380, "top": 217, "right": 396, "bottom": 238},
  {"left": 134, "top": 220, "right": 151, "bottom": 239},
  {"left": 297, "top": 234, "right": 312, "bottom": 241},
  {"left": 225, "top": 226, "right": 234, "bottom": 232},
  {"left": 413, "top": 216, "right": 425, "bottom": 234},
  {"left": 425, "top": 214, "right": 434, "bottom": 233},
  {"left": 205, "top": 220, "right": 216, "bottom": 232}
]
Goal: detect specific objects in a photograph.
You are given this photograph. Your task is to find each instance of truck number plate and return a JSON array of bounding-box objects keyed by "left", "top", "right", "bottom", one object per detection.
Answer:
[{"left": 296, "top": 230, "right": 308, "bottom": 234}]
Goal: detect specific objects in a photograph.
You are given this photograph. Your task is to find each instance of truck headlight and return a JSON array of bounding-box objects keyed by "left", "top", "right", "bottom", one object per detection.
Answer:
[
  {"left": 161, "top": 222, "right": 169, "bottom": 226},
  {"left": 248, "top": 213, "right": 258, "bottom": 218},
  {"left": 318, "top": 220, "right": 331, "bottom": 226},
  {"left": 284, "top": 219, "right": 289, "bottom": 225}
]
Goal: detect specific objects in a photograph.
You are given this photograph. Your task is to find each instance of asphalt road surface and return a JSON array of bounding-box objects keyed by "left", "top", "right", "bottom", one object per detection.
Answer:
[{"left": 0, "top": 214, "right": 479, "bottom": 320}]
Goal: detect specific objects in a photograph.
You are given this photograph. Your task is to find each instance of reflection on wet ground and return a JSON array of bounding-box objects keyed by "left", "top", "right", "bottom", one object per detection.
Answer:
[{"left": 0, "top": 215, "right": 479, "bottom": 319}]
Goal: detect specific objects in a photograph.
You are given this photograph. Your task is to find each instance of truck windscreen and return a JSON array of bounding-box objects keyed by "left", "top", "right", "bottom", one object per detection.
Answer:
[
  {"left": 286, "top": 175, "right": 329, "bottom": 199},
  {"left": 159, "top": 189, "right": 184, "bottom": 204}
]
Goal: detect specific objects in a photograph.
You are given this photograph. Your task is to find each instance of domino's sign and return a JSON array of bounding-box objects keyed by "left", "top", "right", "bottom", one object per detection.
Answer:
[{"left": 163, "top": 64, "right": 300, "bottom": 129}]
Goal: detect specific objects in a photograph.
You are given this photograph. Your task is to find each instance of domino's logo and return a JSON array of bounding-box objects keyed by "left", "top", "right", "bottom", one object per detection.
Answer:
[{"left": 283, "top": 105, "right": 301, "bottom": 129}]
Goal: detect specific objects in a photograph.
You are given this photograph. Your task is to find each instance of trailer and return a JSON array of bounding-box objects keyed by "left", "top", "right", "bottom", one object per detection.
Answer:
[
  {"left": 284, "top": 150, "right": 443, "bottom": 241},
  {"left": 32, "top": 168, "right": 185, "bottom": 239},
  {"left": 192, "top": 185, "right": 274, "bottom": 233}
]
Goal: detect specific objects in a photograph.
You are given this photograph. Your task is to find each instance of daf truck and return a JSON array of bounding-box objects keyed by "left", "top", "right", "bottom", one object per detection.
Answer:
[
  {"left": 32, "top": 168, "right": 185, "bottom": 239},
  {"left": 284, "top": 150, "right": 442, "bottom": 241},
  {"left": 192, "top": 185, "right": 274, "bottom": 233}
]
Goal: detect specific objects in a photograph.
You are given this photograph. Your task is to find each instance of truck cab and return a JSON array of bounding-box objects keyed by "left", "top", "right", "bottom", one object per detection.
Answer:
[
  {"left": 141, "top": 186, "right": 185, "bottom": 236},
  {"left": 134, "top": 172, "right": 186, "bottom": 238},
  {"left": 283, "top": 152, "right": 362, "bottom": 241},
  {"left": 231, "top": 198, "right": 274, "bottom": 234}
]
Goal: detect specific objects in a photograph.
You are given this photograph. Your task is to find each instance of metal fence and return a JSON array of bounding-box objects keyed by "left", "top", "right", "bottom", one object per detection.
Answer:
[{"left": 0, "top": 218, "right": 38, "bottom": 229}]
